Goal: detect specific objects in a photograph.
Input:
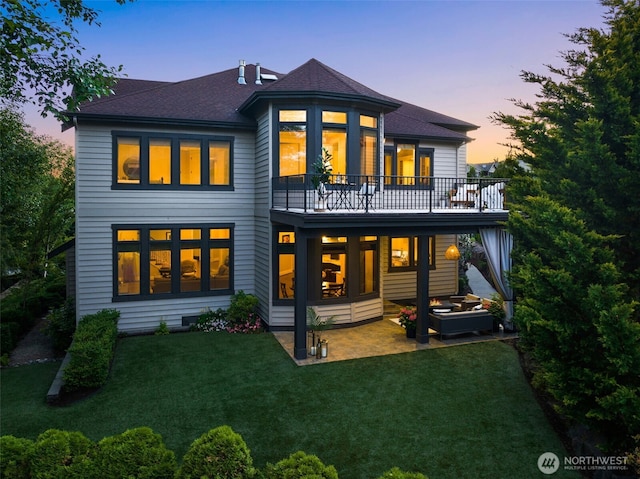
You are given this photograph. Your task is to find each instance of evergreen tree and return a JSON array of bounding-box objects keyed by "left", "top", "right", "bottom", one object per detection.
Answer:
[{"left": 494, "top": 0, "right": 640, "bottom": 450}]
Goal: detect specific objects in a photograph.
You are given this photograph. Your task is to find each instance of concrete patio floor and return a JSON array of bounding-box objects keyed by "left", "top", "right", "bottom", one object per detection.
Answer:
[{"left": 273, "top": 318, "right": 517, "bottom": 366}]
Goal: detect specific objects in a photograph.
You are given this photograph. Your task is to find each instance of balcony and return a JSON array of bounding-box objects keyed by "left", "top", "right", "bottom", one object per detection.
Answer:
[{"left": 272, "top": 174, "right": 509, "bottom": 214}]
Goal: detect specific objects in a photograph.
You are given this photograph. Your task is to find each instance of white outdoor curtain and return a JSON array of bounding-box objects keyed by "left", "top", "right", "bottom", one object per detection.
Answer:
[{"left": 479, "top": 228, "right": 514, "bottom": 328}]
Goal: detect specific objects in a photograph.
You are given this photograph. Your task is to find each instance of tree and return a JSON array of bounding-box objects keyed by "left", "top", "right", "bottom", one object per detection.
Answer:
[
  {"left": 493, "top": 0, "right": 640, "bottom": 451},
  {"left": 0, "top": 105, "right": 74, "bottom": 280},
  {"left": 1, "top": 0, "right": 129, "bottom": 120}
]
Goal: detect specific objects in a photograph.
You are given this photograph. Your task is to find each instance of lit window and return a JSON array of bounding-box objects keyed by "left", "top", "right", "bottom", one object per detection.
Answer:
[
  {"left": 113, "top": 132, "right": 232, "bottom": 188},
  {"left": 180, "top": 140, "right": 201, "bottom": 185},
  {"left": 389, "top": 236, "right": 435, "bottom": 270},
  {"left": 117, "top": 138, "right": 140, "bottom": 184},
  {"left": 114, "top": 225, "right": 232, "bottom": 298},
  {"left": 117, "top": 230, "right": 140, "bottom": 295},
  {"left": 279, "top": 110, "right": 307, "bottom": 177},
  {"left": 322, "top": 111, "right": 347, "bottom": 124},
  {"left": 384, "top": 144, "right": 433, "bottom": 187},
  {"left": 360, "top": 115, "right": 377, "bottom": 128},
  {"left": 279, "top": 110, "right": 306, "bottom": 122},
  {"left": 322, "top": 128, "right": 347, "bottom": 176},
  {"left": 276, "top": 231, "right": 295, "bottom": 300},
  {"left": 360, "top": 236, "right": 377, "bottom": 295},
  {"left": 209, "top": 141, "right": 230, "bottom": 185},
  {"left": 149, "top": 138, "right": 171, "bottom": 184}
]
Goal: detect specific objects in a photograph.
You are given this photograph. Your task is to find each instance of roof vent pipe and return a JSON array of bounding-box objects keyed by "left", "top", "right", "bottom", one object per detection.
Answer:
[
  {"left": 237, "top": 60, "right": 246, "bottom": 85},
  {"left": 255, "top": 63, "right": 262, "bottom": 85}
]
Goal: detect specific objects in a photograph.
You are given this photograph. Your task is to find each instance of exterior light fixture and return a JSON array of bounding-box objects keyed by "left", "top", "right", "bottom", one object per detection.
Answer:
[{"left": 444, "top": 244, "right": 460, "bottom": 261}]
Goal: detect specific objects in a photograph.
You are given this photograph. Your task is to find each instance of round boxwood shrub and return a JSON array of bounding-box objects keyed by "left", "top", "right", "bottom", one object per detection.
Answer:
[
  {"left": 263, "top": 451, "right": 339, "bottom": 479},
  {"left": 176, "top": 425, "right": 255, "bottom": 479},
  {"left": 30, "top": 429, "right": 94, "bottom": 479},
  {"left": 92, "top": 426, "right": 176, "bottom": 479},
  {"left": 376, "top": 467, "right": 428, "bottom": 479},
  {"left": 0, "top": 435, "right": 33, "bottom": 479}
]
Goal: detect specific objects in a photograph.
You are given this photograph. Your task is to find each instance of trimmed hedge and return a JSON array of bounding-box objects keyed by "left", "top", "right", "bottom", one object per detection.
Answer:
[
  {"left": 264, "top": 451, "right": 338, "bottom": 479},
  {"left": 92, "top": 427, "right": 176, "bottom": 479},
  {"left": 30, "top": 429, "right": 93, "bottom": 479},
  {"left": 62, "top": 309, "right": 119, "bottom": 391},
  {"left": 0, "top": 435, "right": 33, "bottom": 479},
  {"left": 176, "top": 425, "right": 255, "bottom": 479},
  {"left": 1, "top": 426, "right": 431, "bottom": 478}
]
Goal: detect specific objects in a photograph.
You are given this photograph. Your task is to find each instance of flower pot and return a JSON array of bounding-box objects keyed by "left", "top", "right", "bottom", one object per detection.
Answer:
[{"left": 405, "top": 328, "right": 416, "bottom": 339}]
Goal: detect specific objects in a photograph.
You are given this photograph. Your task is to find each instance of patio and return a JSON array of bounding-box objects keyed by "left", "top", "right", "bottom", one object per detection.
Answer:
[{"left": 272, "top": 318, "right": 518, "bottom": 366}]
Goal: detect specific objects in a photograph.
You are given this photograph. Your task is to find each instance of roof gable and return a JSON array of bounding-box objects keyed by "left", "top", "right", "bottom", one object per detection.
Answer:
[{"left": 239, "top": 58, "right": 400, "bottom": 113}]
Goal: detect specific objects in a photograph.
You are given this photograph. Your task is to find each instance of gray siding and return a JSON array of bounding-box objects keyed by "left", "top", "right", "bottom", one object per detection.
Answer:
[
  {"left": 75, "top": 124, "right": 258, "bottom": 332},
  {"left": 254, "top": 108, "right": 272, "bottom": 322}
]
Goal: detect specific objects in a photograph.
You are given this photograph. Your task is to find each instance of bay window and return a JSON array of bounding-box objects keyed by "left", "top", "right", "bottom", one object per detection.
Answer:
[
  {"left": 275, "top": 107, "right": 379, "bottom": 180},
  {"left": 322, "top": 111, "right": 347, "bottom": 176},
  {"left": 274, "top": 232, "right": 379, "bottom": 302},
  {"left": 279, "top": 110, "right": 307, "bottom": 177},
  {"left": 276, "top": 232, "right": 295, "bottom": 299}
]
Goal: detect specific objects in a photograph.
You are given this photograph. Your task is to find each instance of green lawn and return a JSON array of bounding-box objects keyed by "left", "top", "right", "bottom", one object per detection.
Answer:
[{"left": 1, "top": 332, "right": 578, "bottom": 478}]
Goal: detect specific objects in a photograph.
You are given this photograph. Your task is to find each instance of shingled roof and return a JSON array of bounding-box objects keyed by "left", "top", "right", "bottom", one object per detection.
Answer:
[
  {"left": 69, "top": 58, "right": 476, "bottom": 142},
  {"left": 69, "top": 64, "right": 280, "bottom": 128},
  {"left": 239, "top": 58, "right": 400, "bottom": 113}
]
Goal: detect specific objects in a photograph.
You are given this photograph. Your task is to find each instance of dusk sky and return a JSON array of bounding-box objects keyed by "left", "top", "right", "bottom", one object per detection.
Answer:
[{"left": 24, "top": 0, "right": 607, "bottom": 164}]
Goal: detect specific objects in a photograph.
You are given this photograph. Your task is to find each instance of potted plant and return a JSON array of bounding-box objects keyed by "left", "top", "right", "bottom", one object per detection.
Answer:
[
  {"left": 306, "top": 306, "right": 334, "bottom": 356},
  {"left": 311, "top": 148, "right": 333, "bottom": 211},
  {"left": 397, "top": 306, "right": 417, "bottom": 338},
  {"left": 483, "top": 294, "right": 505, "bottom": 332}
]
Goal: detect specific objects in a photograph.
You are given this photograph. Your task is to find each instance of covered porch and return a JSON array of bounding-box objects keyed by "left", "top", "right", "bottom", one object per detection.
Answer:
[{"left": 272, "top": 204, "right": 511, "bottom": 360}]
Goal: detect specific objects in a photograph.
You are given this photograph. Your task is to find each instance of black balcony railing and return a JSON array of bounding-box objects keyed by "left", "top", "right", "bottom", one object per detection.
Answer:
[{"left": 272, "top": 174, "right": 509, "bottom": 213}]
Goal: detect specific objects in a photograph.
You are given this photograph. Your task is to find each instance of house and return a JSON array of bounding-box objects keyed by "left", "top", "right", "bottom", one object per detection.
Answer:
[{"left": 66, "top": 58, "right": 509, "bottom": 359}]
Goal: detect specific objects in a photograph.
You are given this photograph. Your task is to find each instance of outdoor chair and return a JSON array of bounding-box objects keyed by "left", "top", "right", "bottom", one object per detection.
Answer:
[{"left": 356, "top": 182, "right": 376, "bottom": 210}]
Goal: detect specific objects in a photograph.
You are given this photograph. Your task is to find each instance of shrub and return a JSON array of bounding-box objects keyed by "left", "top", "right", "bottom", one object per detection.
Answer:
[
  {"left": 263, "top": 451, "right": 338, "bottom": 479},
  {"left": 30, "top": 429, "right": 94, "bottom": 479},
  {"left": 176, "top": 425, "right": 255, "bottom": 479},
  {"left": 377, "top": 467, "right": 428, "bottom": 479},
  {"left": 0, "top": 322, "right": 18, "bottom": 357},
  {"left": 63, "top": 309, "right": 119, "bottom": 391},
  {"left": 92, "top": 427, "right": 176, "bottom": 479},
  {"left": 0, "top": 435, "right": 33, "bottom": 479},
  {"left": 154, "top": 319, "right": 170, "bottom": 335},
  {"left": 44, "top": 296, "right": 76, "bottom": 351},
  {"left": 193, "top": 307, "right": 228, "bottom": 332},
  {"left": 226, "top": 291, "right": 262, "bottom": 333},
  {"left": 227, "top": 291, "right": 259, "bottom": 325}
]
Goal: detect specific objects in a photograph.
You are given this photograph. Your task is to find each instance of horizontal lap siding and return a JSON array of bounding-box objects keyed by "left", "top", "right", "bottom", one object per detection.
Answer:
[
  {"left": 254, "top": 109, "right": 271, "bottom": 322},
  {"left": 75, "top": 125, "right": 257, "bottom": 332},
  {"left": 268, "top": 299, "right": 382, "bottom": 329}
]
